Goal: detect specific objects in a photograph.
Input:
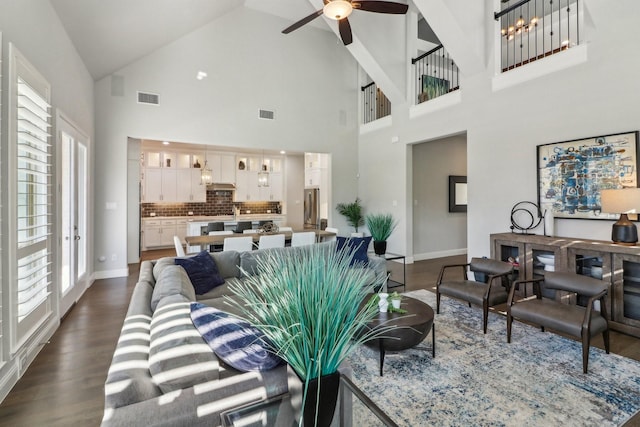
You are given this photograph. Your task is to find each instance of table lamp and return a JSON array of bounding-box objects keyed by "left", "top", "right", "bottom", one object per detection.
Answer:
[{"left": 601, "top": 188, "right": 640, "bottom": 245}]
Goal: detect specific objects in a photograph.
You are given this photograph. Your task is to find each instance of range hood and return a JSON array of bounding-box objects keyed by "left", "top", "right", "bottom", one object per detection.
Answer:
[{"left": 207, "top": 182, "right": 236, "bottom": 191}]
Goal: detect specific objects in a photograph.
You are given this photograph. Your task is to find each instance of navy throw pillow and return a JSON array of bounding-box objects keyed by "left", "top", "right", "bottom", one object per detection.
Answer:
[
  {"left": 189, "top": 303, "right": 283, "bottom": 372},
  {"left": 175, "top": 250, "right": 225, "bottom": 295},
  {"left": 336, "top": 236, "right": 372, "bottom": 266}
]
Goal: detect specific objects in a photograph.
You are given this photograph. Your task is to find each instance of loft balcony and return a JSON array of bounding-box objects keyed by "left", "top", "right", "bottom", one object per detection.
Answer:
[
  {"left": 361, "top": 82, "right": 391, "bottom": 124},
  {"left": 411, "top": 44, "right": 460, "bottom": 105},
  {"left": 496, "top": 0, "right": 582, "bottom": 72}
]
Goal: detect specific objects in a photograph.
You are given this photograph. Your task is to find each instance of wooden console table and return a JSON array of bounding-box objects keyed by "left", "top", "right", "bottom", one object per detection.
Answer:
[{"left": 490, "top": 232, "right": 640, "bottom": 338}]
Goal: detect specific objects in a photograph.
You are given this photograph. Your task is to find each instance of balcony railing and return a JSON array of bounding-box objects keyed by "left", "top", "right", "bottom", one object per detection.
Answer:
[
  {"left": 361, "top": 82, "right": 391, "bottom": 124},
  {"left": 495, "top": 0, "right": 581, "bottom": 72},
  {"left": 411, "top": 44, "right": 460, "bottom": 105}
]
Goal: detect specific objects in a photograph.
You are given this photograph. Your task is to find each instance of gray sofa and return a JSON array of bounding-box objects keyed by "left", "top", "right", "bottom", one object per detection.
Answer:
[{"left": 102, "top": 241, "right": 386, "bottom": 426}]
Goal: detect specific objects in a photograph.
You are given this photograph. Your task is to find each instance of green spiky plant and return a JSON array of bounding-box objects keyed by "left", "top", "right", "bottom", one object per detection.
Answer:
[
  {"left": 365, "top": 213, "right": 397, "bottom": 242},
  {"left": 225, "top": 243, "right": 391, "bottom": 426},
  {"left": 336, "top": 198, "right": 365, "bottom": 233}
]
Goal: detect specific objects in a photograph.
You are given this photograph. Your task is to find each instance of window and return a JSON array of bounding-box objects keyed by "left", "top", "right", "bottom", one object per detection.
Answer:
[{"left": 9, "top": 44, "right": 53, "bottom": 350}]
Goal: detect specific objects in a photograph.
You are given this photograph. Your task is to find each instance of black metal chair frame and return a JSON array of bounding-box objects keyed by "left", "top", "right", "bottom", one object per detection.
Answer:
[
  {"left": 506, "top": 272, "right": 610, "bottom": 373},
  {"left": 436, "top": 258, "right": 513, "bottom": 334}
]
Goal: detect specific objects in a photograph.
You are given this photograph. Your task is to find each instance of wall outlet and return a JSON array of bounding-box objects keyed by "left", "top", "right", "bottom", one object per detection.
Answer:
[
  {"left": 150, "top": 212, "right": 156, "bottom": 217},
  {"left": 246, "top": 210, "right": 251, "bottom": 214},
  {"left": 111, "top": 254, "right": 117, "bottom": 261},
  {"left": 188, "top": 211, "right": 193, "bottom": 215},
  {"left": 267, "top": 209, "right": 271, "bottom": 213}
]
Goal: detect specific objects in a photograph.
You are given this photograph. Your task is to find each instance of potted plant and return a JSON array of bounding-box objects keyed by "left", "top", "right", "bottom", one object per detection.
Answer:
[
  {"left": 336, "top": 198, "right": 365, "bottom": 234},
  {"left": 226, "top": 245, "right": 390, "bottom": 427},
  {"left": 365, "top": 213, "right": 397, "bottom": 255}
]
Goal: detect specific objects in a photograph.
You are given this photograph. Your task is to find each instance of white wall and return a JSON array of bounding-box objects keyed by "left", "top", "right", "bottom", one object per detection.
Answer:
[
  {"left": 412, "top": 134, "right": 467, "bottom": 259},
  {"left": 285, "top": 154, "right": 304, "bottom": 230},
  {"left": 357, "top": 0, "right": 640, "bottom": 259},
  {"left": 94, "top": 7, "right": 360, "bottom": 274},
  {"left": 0, "top": 0, "right": 94, "bottom": 402}
]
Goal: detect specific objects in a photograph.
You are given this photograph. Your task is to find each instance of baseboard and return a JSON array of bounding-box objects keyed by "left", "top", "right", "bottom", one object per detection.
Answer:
[
  {"left": 93, "top": 268, "right": 129, "bottom": 280},
  {"left": 0, "top": 362, "right": 19, "bottom": 404},
  {"left": 413, "top": 248, "right": 467, "bottom": 262},
  {"left": 0, "top": 316, "right": 58, "bottom": 404}
]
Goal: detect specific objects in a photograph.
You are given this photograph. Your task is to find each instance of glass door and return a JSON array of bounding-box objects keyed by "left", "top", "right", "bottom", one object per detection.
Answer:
[{"left": 58, "top": 115, "right": 88, "bottom": 317}]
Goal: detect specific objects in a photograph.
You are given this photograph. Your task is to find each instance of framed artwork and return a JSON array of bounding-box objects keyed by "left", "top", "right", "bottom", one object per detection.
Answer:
[
  {"left": 449, "top": 175, "right": 467, "bottom": 212},
  {"left": 537, "top": 131, "right": 639, "bottom": 220},
  {"left": 421, "top": 75, "right": 449, "bottom": 100}
]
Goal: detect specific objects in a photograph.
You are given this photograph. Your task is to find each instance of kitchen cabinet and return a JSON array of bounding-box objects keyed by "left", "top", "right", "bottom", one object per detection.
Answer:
[
  {"left": 210, "top": 154, "right": 236, "bottom": 183},
  {"left": 144, "top": 168, "right": 178, "bottom": 203},
  {"left": 260, "top": 172, "right": 283, "bottom": 201},
  {"left": 142, "top": 219, "right": 177, "bottom": 249},
  {"left": 306, "top": 168, "right": 321, "bottom": 187},
  {"left": 176, "top": 169, "right": 206, "bottom": 202},
  {"left": 142, "top": 148, "right": 206, "bottom": 203},
  {"left": 176, "top": 219, "right": 188, "bottom": 243},
  {"left": 235, "top": 170, "right": 284, "bottom": 202}
]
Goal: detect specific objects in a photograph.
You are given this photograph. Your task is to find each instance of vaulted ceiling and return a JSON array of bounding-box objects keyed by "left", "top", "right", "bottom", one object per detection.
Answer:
[{"left": 49, "top": 0, "right": 325, "bottom": 80}]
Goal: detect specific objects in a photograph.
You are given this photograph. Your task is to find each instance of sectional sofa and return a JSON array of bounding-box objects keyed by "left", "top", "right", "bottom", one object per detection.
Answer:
[{"left": 101, "top": 241, "right": 386, "bottom": 426}]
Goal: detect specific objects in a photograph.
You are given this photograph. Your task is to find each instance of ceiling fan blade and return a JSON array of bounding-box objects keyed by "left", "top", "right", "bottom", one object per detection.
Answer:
[
  {"left": 338, "top": 18, "right": 353, "bottom": 45},
  {"left": 282, "top": 9, "right": 324, "bottom": 34},
  {"left": 356, "top": 1, "right": 409, "bottom": 14}
]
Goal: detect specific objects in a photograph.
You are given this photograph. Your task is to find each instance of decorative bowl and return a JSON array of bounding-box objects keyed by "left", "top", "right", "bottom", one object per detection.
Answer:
[{"left": 537, "top": 254, "right": 555, "bottom": 272}]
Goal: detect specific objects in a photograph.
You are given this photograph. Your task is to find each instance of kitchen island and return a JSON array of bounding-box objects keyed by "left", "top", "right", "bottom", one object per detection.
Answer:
[{"left": 141, "top": 214, "right": 287, "bottom": 251}]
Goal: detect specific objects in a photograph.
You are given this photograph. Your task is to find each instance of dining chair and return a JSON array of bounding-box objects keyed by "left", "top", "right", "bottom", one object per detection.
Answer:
[
  {"left": 291, "top": 231, "right": 316, "bottom": 247},
  {"left": 233, "top": 221, "right": 253, "bottom": 233},
  {"left": 208, "top": 230, "right": 233, "bottom": 252},
  {"left": 258, "top": 234, "right": 285, "bottom": 250},
  {"left": 324, "top": 227, "right": 339, "bottom": 242},
  {"left": 173, "top": 235, "right": 186, "bottom": 257},
  {"left": 223, "top": 236, "right": 254, "bottom": 252},
  {"left": 206, "top": 222, "right": 225, "bottom": 234}
]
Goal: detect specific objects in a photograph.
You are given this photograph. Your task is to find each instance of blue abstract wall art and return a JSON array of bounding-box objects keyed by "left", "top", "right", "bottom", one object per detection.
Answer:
[{"left": 537, "top": 131, "right": 639, "bottom": 220}]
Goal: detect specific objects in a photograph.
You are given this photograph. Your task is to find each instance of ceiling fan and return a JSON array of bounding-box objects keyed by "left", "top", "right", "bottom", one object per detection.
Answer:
[{"left": 282, "top": 0, "right": 409, "bottom": 46}]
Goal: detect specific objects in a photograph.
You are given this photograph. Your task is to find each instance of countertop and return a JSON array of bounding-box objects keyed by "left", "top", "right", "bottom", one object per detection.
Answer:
[{"left": 142, "top": 214, "right": 286, "bottom": 222}]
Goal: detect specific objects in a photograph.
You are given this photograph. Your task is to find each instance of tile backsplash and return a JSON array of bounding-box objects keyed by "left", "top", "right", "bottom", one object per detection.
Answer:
[{"left": 140, "top": 190, "right": 281, "bottom": 217}]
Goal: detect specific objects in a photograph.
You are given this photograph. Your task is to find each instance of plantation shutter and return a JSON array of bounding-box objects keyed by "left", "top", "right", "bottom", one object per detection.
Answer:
[
  {"left": 16, "top": 76, "right": 52, "bottom": 322},
  {"left": 8, "top": 44, "right": 53, "bottom": 351}
]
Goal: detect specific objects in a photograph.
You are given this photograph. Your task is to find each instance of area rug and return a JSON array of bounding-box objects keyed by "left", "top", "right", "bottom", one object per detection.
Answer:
[{"left": 346, "top": 289, "right": 640, "bottom": 426}]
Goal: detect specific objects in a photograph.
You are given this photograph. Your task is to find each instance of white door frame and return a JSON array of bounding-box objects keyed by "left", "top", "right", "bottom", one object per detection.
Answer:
[{"left": 57, "top": 111, "right": 89, "bottom": 318}]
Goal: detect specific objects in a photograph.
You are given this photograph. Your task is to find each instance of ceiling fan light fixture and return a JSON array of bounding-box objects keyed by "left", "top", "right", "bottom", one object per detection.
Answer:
[{"left": 323, "top": 0, "right": 353, "bottom": 20}]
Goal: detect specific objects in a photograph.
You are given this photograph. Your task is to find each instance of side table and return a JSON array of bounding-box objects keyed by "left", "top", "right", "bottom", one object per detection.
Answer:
[{"left": 378, "top": 253, "right": 406, "bottom": 291}]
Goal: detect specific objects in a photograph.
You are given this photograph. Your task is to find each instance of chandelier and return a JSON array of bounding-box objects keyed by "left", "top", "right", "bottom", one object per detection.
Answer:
[
  {"left": 257, "top": 151, "right": 270, "bottom": 187},
  {"left": 201, "top": 157, "right": 212, "bottom": 185},
  {"left": 501, "top": 15, "right": 538, "bottom": 41}
]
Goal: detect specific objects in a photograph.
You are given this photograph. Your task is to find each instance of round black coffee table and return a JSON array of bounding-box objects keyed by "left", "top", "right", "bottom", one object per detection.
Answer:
[{"left": 362, "top": 295, "right": 435, "bottom": 376}]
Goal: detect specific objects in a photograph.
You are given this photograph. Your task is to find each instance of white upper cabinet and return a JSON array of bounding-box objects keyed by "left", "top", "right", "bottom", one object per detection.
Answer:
[
  {"left": 210, "top": 153, "right": 236, "bottom": 183},
  {"left": 142, "top": 147, "right": 285, "bottom": 203}
]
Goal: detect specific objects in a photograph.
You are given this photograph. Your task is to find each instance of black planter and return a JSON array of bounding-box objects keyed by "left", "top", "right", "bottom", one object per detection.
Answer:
[
  {"left": 373, "top": 240, "right": 387, "bottom": 255},
  {"left": 302, "top": 372, "right": 340, "bottom": 427}
]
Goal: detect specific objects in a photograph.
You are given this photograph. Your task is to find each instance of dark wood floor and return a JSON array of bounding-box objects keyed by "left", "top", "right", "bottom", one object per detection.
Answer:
[{"left": 0, "top": 250, "right": 638, "bottom": 426}]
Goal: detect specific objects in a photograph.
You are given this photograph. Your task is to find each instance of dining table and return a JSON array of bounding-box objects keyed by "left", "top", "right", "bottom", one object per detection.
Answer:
[{"left": 184, "top": 229, "right": 336, "bottom": 251}]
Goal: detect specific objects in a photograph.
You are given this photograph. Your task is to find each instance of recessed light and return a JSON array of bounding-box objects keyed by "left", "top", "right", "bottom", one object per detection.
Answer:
[
  {"left": 280, "top": 150, "right": 286, "bottom": 154},
  {"left": 162, "top": 141, "right": 170, "bottom": 145},
  {"left": 196, "top": 71, "right": 208, "bottom": 80}
]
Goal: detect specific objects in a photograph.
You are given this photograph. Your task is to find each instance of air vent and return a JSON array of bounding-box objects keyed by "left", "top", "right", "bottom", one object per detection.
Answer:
[
  {"left": 137, "top": 91, "right": 159, "bottom": 105},
  {"left": 259, "top": 109, "right": 275, "bottom": 120}
]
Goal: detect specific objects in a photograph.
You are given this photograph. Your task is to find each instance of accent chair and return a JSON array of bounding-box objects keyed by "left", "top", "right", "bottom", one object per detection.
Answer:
[{"left": 436, "top": 257, "right": 513, "bottom": 333}]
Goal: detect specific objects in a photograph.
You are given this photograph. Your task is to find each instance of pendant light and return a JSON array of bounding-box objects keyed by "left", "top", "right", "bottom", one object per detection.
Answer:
[
  {"left": 257, "top": 151, "right": 270, "bottom": 187},
  {"left": 201, "top": 151, "right": 212, "bottom": 185}
]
